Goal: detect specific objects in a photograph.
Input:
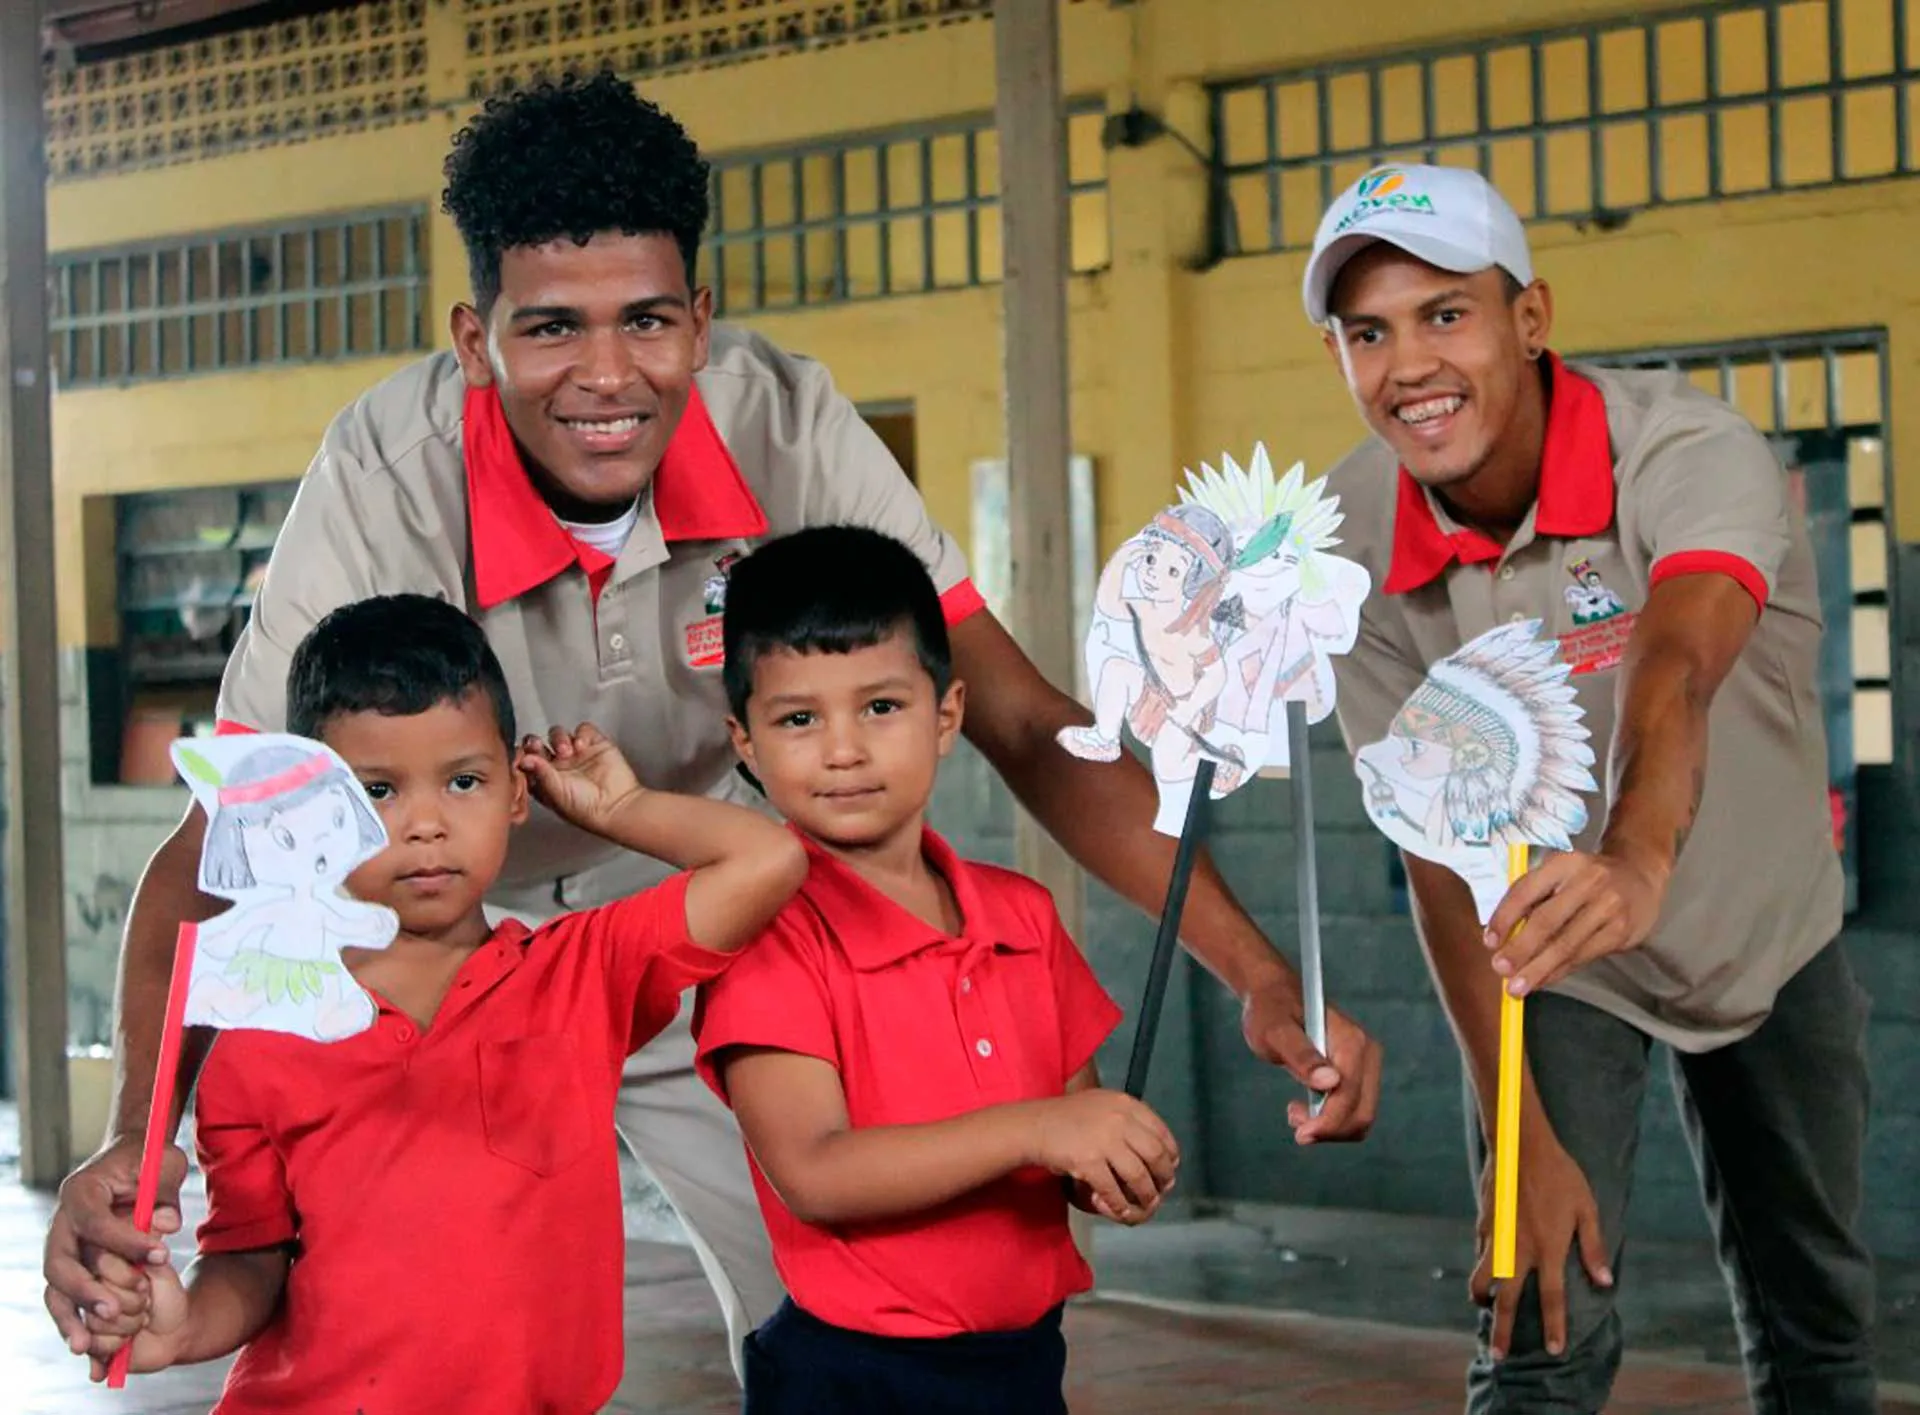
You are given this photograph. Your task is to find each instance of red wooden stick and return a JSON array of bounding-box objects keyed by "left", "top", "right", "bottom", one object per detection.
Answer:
[{"left": 106, "top": 921, "right": 198, "bottom": 1390}]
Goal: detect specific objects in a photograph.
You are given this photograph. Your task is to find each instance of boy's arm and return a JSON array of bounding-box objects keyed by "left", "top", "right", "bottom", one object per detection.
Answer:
[
  {"left": 519, "top": 725, "right": 808, "bottom": 953},
  {"left": 154, "top": 1248, "right": 290, "bottom": 1366},
  {"left": 718, "top": 1046, "right": 1177, "bottom": 1227},
  {"left": 88, "top": 1247, "right": 289, "bottom": 1378}
]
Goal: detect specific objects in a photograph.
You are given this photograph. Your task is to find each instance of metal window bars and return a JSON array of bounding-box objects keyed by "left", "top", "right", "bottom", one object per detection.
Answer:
[
  {"left": 1207, "top": 0, "right": 1919, "bottom": 258},
  {"left": 50, "top": 207, "right": 430, "bottom": 387},
  {"left": 700, "top": 104, "right": 1111, "bottom": 315},
  {"left": 1579, "top": 329, "right": 1893, "bottom": 766}
]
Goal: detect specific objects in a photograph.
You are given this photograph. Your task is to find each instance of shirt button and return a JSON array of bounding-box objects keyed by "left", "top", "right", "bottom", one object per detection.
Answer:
[
  {"left": 608, "top": 632, "right": 627, "bottom": 652},
  {"left": 1498, "top": 564, "right": 1517, "bottom": 581},
  {"left": 394, "top": 1023, "right": 415, "bottom": 1043},
  {"left": 1509, "top": 611, "right": 1526, "bottom": 624},
  {"left": 960, "top": 977, "right": 972, "bottom": 994},
  {"left": 976, "top": 1038, "right": 993, "bottom": 1058}
]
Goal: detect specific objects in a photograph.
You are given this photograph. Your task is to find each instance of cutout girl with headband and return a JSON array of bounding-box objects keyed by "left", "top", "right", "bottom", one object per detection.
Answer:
[{"left": 179, "top": 738, "right": 397, "bottom": 1041}]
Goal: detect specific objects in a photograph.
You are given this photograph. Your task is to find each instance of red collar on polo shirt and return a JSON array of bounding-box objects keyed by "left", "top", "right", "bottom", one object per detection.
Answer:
[
  {"left": 463, "top": 381, "right": 770, "bottom": 611},
  {"left": 795, "top": 827, "right": 1044, "bottom": 971},
  {"left": 1383, "top": 353, "right": 1615, "bottom": 595}
]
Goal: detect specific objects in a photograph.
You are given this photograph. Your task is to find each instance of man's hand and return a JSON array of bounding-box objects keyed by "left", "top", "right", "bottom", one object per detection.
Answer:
[
  {"left": 1471, "top": 1134, "right": 1614, "bottom": 1360},
  {"left": 44, "top": 1136, "right": 186, "bottom": 1354},
  {"left": 1483, "top": 847, "right": 1669, "bottom": 998},
  {"left": 1241, "top": 980, "right": 1382, "bottom": 1144},
  {"left": 517, "top": 724, "right": 646, "bottom": 834}
]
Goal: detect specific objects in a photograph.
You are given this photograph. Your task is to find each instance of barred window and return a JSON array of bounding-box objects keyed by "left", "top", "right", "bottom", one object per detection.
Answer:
[
  {"left": 52, "top": 207, "right": 430, "bottom": 387},
  {"left": 1211, "top": 0, "right": 1918, "bottom": 258},
  {"left": 702, "top": 106, "right": 1110, "bottom": 315}
]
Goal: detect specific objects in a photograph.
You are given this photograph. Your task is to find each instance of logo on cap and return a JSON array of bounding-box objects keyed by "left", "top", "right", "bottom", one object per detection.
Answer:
[
  {"left": 1355, "top": 169, "right": 1405, "bottom": 199},
  {"left": 1334, "top": 166, "right": 1435, "bottom": 234}
]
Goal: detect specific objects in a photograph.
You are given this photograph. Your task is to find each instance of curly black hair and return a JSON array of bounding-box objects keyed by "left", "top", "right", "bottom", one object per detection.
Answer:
[{"left": 441, "top": 71, "right": 711, "bottom": 312}]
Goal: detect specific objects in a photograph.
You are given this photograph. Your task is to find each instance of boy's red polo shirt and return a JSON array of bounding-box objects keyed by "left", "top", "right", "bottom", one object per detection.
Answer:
[
  {"left": 692, "top": 829, "right": 1122, "bottom": 1338},
  {"left": 192, "top": 872, "right": 727, "bottom": 1415}
]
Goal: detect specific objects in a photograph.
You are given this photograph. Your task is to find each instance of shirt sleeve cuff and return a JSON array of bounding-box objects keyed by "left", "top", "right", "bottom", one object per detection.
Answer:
[
  {"left": 195, "top": 1214, "right": 296, "bottom": 1255},
  {"left": 1649, "top": 550, "right": 1769, "bottom": 612},
  {"left": 631, "top": 871, "right": 740, "bottom": 991},
  {"left": 214, "top": 718, "right": 259, "bottom": 736},
  {"left": 939, "top": 578, "right": 988, "bottom": 628}
]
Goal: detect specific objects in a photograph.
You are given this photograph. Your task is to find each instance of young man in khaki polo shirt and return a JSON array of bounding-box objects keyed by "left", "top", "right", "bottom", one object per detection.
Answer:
[
  {"left": 1305, "top": 164, "right": 1876, "bottom": 1412},
  {"left": 44, "top": 74, "right": 1383, "bottom": 1376}
]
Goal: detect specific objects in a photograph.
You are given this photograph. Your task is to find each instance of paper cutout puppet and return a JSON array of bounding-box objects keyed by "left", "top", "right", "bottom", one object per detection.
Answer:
[
  {"left": 173, "top": 734, "right": 398, "bottom": 1040},
  {"left": 1058, "top": 445, "right": 1372, "bottom": 836},
  {"left": 1354, "top": 619, "right": 1598, "bottom": 921}
]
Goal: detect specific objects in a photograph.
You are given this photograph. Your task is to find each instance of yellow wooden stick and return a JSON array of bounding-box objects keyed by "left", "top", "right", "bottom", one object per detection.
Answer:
[{"left": 1491, "top": 841, "right": 1530, "bottom": 1280}]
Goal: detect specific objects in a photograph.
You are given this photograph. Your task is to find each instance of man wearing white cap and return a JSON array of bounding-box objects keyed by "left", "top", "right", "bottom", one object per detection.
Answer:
[{"left": 1306, "top": 163, "right": 1877, "bottom": 1412}]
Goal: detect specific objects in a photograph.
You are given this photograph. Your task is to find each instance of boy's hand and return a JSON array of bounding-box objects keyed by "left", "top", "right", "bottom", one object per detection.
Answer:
[
  {"left": 1027, "top": 1089, "right": 1178, "bottom": 1224},
  {"left": 80, "top": 1249, "right": 187, "bottom": 1379},
  {"left": 518, "top": 724, "right": 646, "bottom": 834},
  {"left": 1067, "top": 1177, "right": 1163, "bottom": 1227}
]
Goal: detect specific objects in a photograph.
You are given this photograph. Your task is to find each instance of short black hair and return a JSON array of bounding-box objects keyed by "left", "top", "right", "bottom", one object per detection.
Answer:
[
  {"left": 287, "top": 594, "right": 516, "bottom": 749},
  {"left": 722, "top": 526, "right": 952, "bottom": 721},
  {"left": 441, "top": 71, "right": 710, "bottom": 313}
]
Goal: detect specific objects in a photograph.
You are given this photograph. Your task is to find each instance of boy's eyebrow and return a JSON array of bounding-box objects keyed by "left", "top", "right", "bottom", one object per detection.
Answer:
[
  {"left": 853, "top": 674, "right": 921, "bottom": 695},
  {"left": 347, "top": 751, "right": 499, "bottom": 776}
]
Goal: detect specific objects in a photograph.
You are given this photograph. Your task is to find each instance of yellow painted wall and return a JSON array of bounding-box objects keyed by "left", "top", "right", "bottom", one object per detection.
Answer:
[{"left": 43, "top": 0, "right": 1920, "bottom": 661}]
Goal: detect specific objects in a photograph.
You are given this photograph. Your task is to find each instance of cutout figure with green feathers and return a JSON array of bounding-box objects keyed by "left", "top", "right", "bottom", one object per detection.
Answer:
[
  {"left": 174, "top": 735, "right": 398, "bottom": 1040},
  {"left": 1059, "top": 445, "right": 1371, "bottom": 836}
]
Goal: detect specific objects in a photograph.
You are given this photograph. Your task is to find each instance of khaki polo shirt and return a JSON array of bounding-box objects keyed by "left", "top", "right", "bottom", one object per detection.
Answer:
[
  {"left": 216, "top": 322, "right": 978, "bottom": 920},
  {"left": 1327, "top": 354, "right": 1842, "bottom": 1052}
]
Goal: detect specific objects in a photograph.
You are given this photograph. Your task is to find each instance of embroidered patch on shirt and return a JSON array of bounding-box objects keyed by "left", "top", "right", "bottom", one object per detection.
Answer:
[
  {"left": 684, "top": 614, "right": 725, "bottom": 669},
  {"left": 1559, "top": 556, "right": 1634, "bottom": 674},
  {"left": 701, "top": 551, "right": 743, "bottom": 615}
]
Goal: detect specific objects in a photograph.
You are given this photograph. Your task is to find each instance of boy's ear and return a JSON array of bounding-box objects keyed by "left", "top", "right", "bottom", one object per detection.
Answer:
[
  {"left": 507, "top": 753, "right": 531, "bottom": 826},
  {"left": 936, "top": 678, "right": 966, "bottom": 757},
  {"left": 727, "top": 715, "right": 757, "bottom": 773}
]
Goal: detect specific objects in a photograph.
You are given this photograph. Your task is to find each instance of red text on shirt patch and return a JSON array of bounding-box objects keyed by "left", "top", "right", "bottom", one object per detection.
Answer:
[
  {"left": 685, "top": 614, "right": 724, "bottom": 669},
  {"left": 1559, "top": 613, "right": 1635, "bottom": 675}
]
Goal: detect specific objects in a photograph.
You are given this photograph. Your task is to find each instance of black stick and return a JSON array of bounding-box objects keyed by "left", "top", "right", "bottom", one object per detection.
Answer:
[{"left": 1124, "top": 758, "right": 1218, "bottom": 1099}]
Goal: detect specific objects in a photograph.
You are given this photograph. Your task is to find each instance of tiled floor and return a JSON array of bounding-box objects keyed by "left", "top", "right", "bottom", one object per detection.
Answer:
[{"left": 7, "top": 1106, "right": 1915, "bottom": 1413}]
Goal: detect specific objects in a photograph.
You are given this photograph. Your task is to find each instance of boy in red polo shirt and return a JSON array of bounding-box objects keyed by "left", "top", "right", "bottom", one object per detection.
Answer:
[
  {"left": 694, "top": 526, "right": 1180, "bottom": 1413},
  {"left": 79, "top": 593, "right": 806, "bottom": 1413}
]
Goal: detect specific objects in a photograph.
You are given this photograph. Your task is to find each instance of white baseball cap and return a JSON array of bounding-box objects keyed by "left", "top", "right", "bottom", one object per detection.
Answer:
[{"left": 1301, "top": 163, "right": 1533, "bottom": 325}]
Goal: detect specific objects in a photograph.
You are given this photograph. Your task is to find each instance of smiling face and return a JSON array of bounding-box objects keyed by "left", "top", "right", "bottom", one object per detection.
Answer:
[
  {"left": 1323, "top": 245, "right": 1551, "bottom": 493},
  {"left": 240, "top": 783, "right": 369, "bottom": 889},
  {"left": 449, "top": 231, "right": 713, "bottom": 522},
  {"left": 1233, "top": 544, "right": 1305, "bottom": 613}
]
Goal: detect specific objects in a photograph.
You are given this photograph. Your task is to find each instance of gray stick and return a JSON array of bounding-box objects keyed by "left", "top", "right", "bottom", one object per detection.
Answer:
[{"left": 1286, "top": 698, "right": 1328, "bottom": 1117}]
